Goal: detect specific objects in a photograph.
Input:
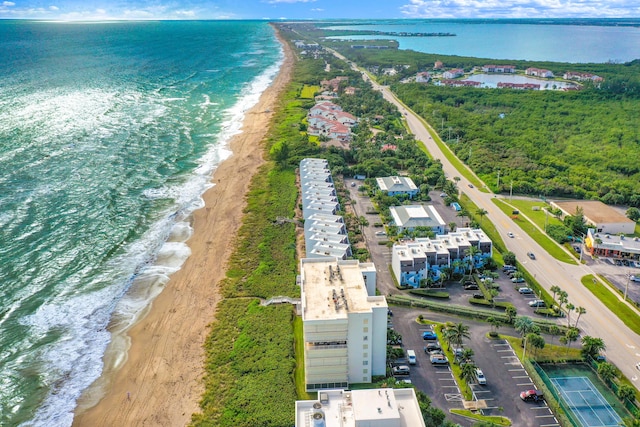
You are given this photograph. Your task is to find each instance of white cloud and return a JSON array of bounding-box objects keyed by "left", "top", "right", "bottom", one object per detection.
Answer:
[
  {"left": 49, "top": 5, "right": 59, "bottom": 11},
  {"left": 3, "top": 1, "right": 16, "bottom": 6},
  {"left": 400, "top": 0, "right": 638, "bottom": 18},
  {"left": 311, "top": 8, "right": 324, "bottom": 12}
]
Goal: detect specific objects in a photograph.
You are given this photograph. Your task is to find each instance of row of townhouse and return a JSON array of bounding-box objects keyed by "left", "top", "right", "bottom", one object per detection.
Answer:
[
  {"left": 320, "top": 76, "right": 349, "bottom": 92},
  {"left": 307, "top": 101, "right": 358, "bottom": 143},
  {"left": 391, "top": 228, "right": 493, "bottom": 288},
  {"left": 497, "top": 82, "right": 541, "bottom": 90},
  {"left": 482, "top": 64, "right": 516, "bottom": 73},
  {"left": 442, "top": 68, "right": 464, "bottom": 79},
  {"left": 439, "top": 79, "right": 481, "bottom": 87},
  {"left": 300, "top": 158, "right": 351, "bottom": 260},
  {"left": 563, "top": 71, "right": 603, "bottom": 82},
  {"left": 525, "top": 67, "right": 554, "bottom": 78}
]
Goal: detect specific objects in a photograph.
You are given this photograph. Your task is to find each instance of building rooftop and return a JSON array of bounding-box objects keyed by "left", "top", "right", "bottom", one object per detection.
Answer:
[
  {"left": 376, "top": 176, "right": 418, "bottom": 194},
  {"left": 301, "top": 258, "right": 384, "bottom": 321},
  {"left": 295, "top": 388, "right": 426, "bottom": 427},
  {"left": 389, "top": 205, "right": 445, "bottom": 229},
  {"left": 553, "top": 200, "right": 633, "bottom": 225}
]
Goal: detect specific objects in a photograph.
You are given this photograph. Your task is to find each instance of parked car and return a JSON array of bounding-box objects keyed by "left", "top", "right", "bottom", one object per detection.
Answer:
[
  {"left": 472, "top": 293, "right": 484, "bottom": 299},
  {"left": 392, "top": 365, "right": 411, "bottom": 376},
  {"left": 475, "top": 368, "right": 487, "bottom": 385},
  {"left": 502, "top": 265, "right": 516, "bottom": 272},
  {"left": 518, "top": 287, "right": 534, "bottom": 294},
  {"left": 527, "top": 252, "right": 536, "bottom": 260},
  {"left": 468, "top": 184, "right": 474, "bottom": 188},
  {"left": 507, "top": 232, "right": 514, "bottom": 238},
  {"left": 631, "top": 275, "right": 640, "bottom": 283},
  {"left": 529, "top": 299, "right": 546, "bottom": 308},
  {"left": 464, "top": 283, "right": 479, "bottom": 290},
  {"left": 430, "top": 354, "right": 449, "bottom": 364},
  {"left": 375, "top": 231, "right": 387, "bottom": 236},
  {"left": 350, "top": 182, "right": 356, "bottom": 187},
  {"left": 422, "top": 331, "right": 438, "bottom": 340},
  {"left": 512, "top": 277, "right": 525, "bottom": 283},
  {"left": 424, "top": 343, "right": 441, "bottom": 353},
  {"left": 440, "top": 193, "right": 447, "bottom": 197},
  {"left": 520, "top": 389, "right": 544, "bottom": 402}
]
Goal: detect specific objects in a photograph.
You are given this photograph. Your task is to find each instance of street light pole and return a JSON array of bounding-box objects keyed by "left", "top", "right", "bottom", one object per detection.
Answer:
[
  {"left": 522, "top": 334, "right": 528, "bottom": 360},
  {"left": 497, "top": 170, "right": 500, "bottom": 189},
  {"left": 625, "top": 273, "right": 631, "bottom": 301}
]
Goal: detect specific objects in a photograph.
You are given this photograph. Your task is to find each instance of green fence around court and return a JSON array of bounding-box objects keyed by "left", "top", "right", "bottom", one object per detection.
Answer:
[
  {"left": 586, "top": 358, "right": 640, "bottom": 418},
  {"left": 532, "top": 361, "right": 582, "bottom": 427}
]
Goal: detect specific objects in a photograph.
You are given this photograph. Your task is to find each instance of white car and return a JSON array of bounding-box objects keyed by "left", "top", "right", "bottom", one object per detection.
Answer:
[
  {"left": 507, "top": 232, "right": 514, "bottom": 238},
  {"left": 529, "top": 299, "right": 546, "bottom": 308},
  {"left": 475, "top": 368, "right": 487, "bottom": 385},
  {"left": 375, "top": 231, "right": 387, "bottom": 236}
]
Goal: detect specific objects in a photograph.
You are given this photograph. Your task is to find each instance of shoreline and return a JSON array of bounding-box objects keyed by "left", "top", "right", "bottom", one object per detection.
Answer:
[{"left": 73, "top": 26, "right": 294, "bottom": 426}]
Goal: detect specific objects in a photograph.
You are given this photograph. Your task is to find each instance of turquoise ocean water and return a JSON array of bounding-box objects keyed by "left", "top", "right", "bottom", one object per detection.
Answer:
[{"left": 0, "top": 20, "right": 282, "bottom": 426}]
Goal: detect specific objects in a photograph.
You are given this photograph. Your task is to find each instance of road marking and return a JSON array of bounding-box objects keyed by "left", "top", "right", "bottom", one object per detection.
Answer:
[
  {"left": 536, "top": 414, "right": 557, "bottom": 418},
  {"left": 501, "top": 355, "right": 519, "bottom": 359},
  {"left": 445, "top": 394, "right": 463, "bottom": 401},
  {"left": 517, "top": 382, "right": 534, "bottom": 386},
  {"left": 512, "top": 375, "right": 531, "bottom": 378},
  {"left": 540, "top": 423, "right": 560, "bottom": 427},
  {"left": 530, "top": 407, "right": 552, "bottom": 411},
  {"left": 627, "top": 343, "right": 636, "bottom": 349},
  {"left": 496, "top": 349, "right": 513, "bottom": 353}
]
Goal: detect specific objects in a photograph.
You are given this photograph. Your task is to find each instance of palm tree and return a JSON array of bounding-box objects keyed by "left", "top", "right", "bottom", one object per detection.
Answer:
[
  {"left": 581, "top": 336, "right": 606, "bottom": 360},
  {"left": 439, "top": 269, "right": 450, "bottom": 288},
  {"left": 574, "top": 306, "right": 586, "bottom": 329},
  {"left": 560, "top": 327, "right": 580, "bottom": 355},
  {"left": 548, "top": 325, "right": 560, "bottom": 343},
  {"left": 597, "top": 362, "right": 616, "bottom": 384},
  {"left": 460, "top": 348, "right": 475, "bottom": 364},
  {"left": 465, "top": 246, "right": 482, "bottom": 275},
  {"left": 475, "top": 208, "right": 488, "bottom": 225},
  {"left": 445, "top": 322, "right": 470, "bottom": 350},
  {"left": 565, "top": 303, "right": 575, "bottom": 327},
  {"left": 487, "top": 316, "right": 502, "bottom": 334},
  {"left": 618, "top": 384, "right": 636, "bottom": 402},
  {"left": 457, "top": 207, "right": 469, "bottom": 227},
  {"left": 448, "top": 221, "right": 457, "bottom": 232},
  {"left": 527, "top": 333, "right": 546, "bottom": 356},
  {"left": 514, "top": 316, "right": 535, "bottom": 340},
  {"left": 505, "top": 306, "right": 517, "bottom": 324},
  {"left": 460, "top": 362, "right": 477, "bottom": 385},
  {"left": 358, "top": 215, "right": 369, "bottom": 234},
  {"left": 550, "top": 285, "right": 561, "bottom": 303},
  {"left": 557, "top": 290, "right": 569, "bottom": 311}
]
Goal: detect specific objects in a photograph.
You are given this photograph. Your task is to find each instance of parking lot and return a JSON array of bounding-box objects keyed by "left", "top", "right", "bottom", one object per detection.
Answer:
[
  {"left": 390, "top": 307, "right": 560, "bottom": 427},
  {"left": 345, "top": 178, "right": 566, "bottom": 425}
]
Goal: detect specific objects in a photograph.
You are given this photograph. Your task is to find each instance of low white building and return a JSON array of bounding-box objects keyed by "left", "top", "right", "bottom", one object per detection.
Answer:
[
  {"left": 300, "top": 159, "right": 351, "bottom": 259},
  {"left": 376, "top": 176, "right": 419, "bottom": 198},
  {"left": 295, "top": 388, "right": 426, "bottom": 427},
  {"left": 300, "top": 258, "right": 386, "bottom": 391},
  {"left": 551, "top": 200, "right": 635, "bottom": 235},
  {"left": 389, "top": 205, "right": 446, "bottom": 234},
  {"left": 391, "top": 228, "right": 493, "bottom": 288}
]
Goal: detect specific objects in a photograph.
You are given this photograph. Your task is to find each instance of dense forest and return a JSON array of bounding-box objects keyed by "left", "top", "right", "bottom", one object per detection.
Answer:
[{"left": 309, "top": 34, "right": 640, "bottom": 206}]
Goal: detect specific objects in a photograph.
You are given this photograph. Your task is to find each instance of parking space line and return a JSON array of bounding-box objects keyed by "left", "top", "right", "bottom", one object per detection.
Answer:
[
  {"left": 536, "top": 414, "right": 556, "bottom": 418},
  {"left": 517, "top": 382, "right": 534, "bottom": 386},
  {"left": 530, "top": 407, "right": 551, "bottom": 411},
  {"left": 496, "top": 349, "right": 513, "bottom": 353},
  {"left": 512, "top": 375, "right": 531, "bottom": 378}
]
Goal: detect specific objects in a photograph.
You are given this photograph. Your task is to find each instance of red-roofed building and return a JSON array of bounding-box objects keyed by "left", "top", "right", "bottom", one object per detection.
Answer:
[
  {"left": 442, "top": 68, "right": 464, "bottom": 79},
  {"left": 525, "top": 68, "right": 554, "bottom": 78},
  {"left": 497, "top": 82, "right": 540, "bottom": 90},
  {"left": 440, "top": 79, "right": 481, "bottom": 87},
  {"left": 563, "top": 71, "right": 603, "bottom": 82}
]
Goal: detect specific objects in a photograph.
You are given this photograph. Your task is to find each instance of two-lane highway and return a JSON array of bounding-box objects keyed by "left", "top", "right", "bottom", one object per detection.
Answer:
[{"left": 347, "top": 56, "right": 640, "bottom": 388}]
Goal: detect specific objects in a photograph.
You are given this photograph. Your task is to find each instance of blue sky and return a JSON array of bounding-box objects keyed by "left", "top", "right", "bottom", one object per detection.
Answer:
[{"left": 0, "top": 0, "right": 638, "bottom": 20}]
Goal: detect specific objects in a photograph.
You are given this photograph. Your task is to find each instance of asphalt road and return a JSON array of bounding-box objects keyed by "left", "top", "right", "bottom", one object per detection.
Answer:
[{"left": 332, "top": 49, "right": 640, "bottom": 390}]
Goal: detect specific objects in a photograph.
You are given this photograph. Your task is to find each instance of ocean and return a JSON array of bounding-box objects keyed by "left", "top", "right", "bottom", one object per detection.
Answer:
[
  {"left": 0, "top": 20, "right": 283, "bottom": 426},
  {"left": 325, "top": 19, "right": 640, "bottom": 63}
]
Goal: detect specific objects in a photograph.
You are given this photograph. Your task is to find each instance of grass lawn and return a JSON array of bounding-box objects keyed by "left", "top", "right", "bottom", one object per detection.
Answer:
[
  {"left": 300, "top": 84, "right": 320, "bottom": 99},
  {"left": 502, "top": 199, "right": 564, "bottom": 230},
  {"left": 294, "top": 316, "right": 314, "bottom": 400},
  {"left": 493, "top": 198, "right": 576, "bottom": 265},
  {"left": 583, "top": 274, "right": 640, "bottom": 335}
]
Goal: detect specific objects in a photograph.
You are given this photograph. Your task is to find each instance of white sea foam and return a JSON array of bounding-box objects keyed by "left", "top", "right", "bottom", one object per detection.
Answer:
[{"left": 21, "top": 34, "right": 285, "bottom": 427}]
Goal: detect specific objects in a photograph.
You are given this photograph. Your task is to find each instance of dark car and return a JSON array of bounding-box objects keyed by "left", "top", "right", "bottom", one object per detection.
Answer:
[
  {"left": 468, "top": 184, "right": 474, "bottom": 188},
  {"left": 520, "top": 389, "right": 544, "bottom": 402},
  {"left": 422, "top": 331, "right": 438, "bottom": 340},
  {"left": 472, "top": 293, "right": 484, "bottom": 299},
  {"left": 527, "top": 252, "right": 536, "bottom": 260},
  {"left": 424, "top": 343, "right": 441, "bottom": 353},
  {"left": 464, "top": 283, "right": 479, "bottom": 290},
  {"left": 502, "top": 265, "right": 516, "bottom": 272}
]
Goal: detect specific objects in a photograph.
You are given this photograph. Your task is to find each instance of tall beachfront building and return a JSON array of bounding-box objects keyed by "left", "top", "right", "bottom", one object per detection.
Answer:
[{"left": 300, "top": 258, "right": 387, "bottom": 391}]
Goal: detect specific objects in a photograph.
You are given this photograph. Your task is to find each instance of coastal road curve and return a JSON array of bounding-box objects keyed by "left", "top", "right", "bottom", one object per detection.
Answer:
[{"left": 340, "top": 52, "right": 640, "bottom": 388}]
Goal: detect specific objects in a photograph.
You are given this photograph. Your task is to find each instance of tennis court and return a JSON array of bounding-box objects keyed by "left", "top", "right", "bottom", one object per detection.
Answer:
[{"left": 551, "top": 376, "right": 622, "bottom": 427}]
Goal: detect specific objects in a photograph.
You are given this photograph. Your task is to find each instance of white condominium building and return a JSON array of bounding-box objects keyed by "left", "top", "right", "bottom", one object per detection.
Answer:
[{"left": 300, "top": 258, "right": 387, "bottom": 391}]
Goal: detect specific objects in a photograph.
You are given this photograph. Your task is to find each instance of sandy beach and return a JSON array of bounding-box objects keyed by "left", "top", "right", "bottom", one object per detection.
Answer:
[{"left": 73, "top": 27, "right": 294, "bottom": 427}]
